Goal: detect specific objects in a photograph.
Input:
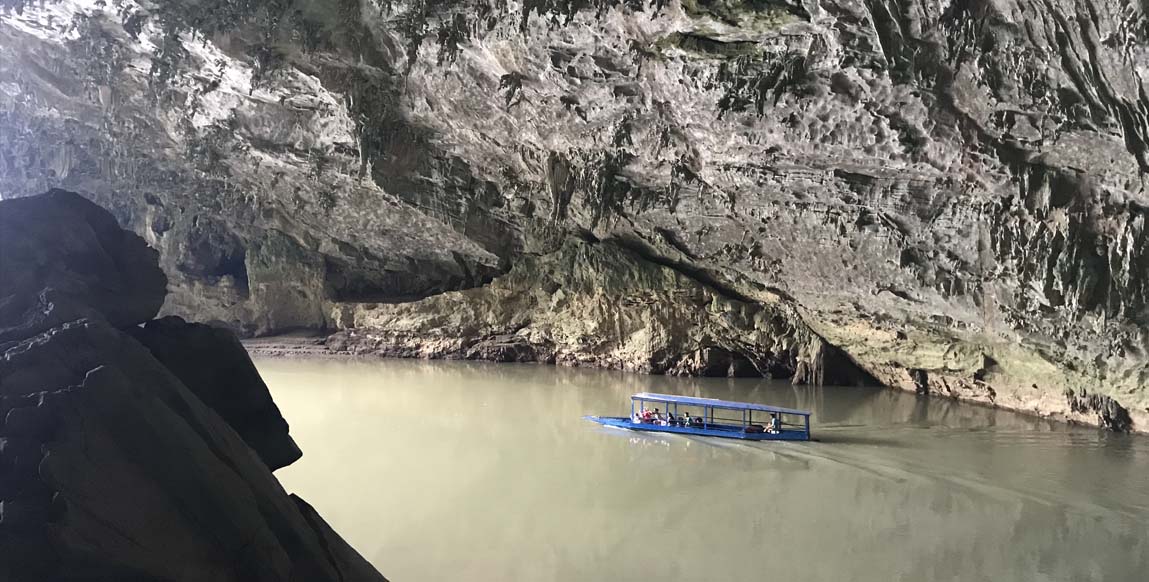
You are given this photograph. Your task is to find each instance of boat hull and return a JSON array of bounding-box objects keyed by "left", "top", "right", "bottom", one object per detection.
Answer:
[{"left": 583, "top": 416, "right": 810, "bottom": 441}]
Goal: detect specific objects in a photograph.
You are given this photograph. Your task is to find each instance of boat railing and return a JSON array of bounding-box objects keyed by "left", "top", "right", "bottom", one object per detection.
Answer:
[
  {"left": 632, "top": 412, "right": 806, "bottom": 430},
  {"left": 620, "top": 393, "right": 812, "bottom": 439},
  {"left": 630, "top": 394, "right": 812, "bottom": 438}
]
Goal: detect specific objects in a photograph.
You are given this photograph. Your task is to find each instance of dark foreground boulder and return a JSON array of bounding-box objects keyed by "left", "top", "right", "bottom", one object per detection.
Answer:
[
  {"left": 0, "top": 190, "right": 167, "bottom": 342},
  {"left": 129, "top": 316, "right": 303, "bottom": 471},
  {"left": 0, "top": 318, "right": 386, "bottom": 582},
  {"left": 0, "top": 190, "right": 386, "bottom": 580}
]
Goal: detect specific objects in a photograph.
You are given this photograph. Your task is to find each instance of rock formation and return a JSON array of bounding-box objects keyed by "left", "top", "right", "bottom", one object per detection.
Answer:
[
  {"left": 329, "top": 236, "right": 876, "bottom": 384},
  {"left": 2, "top": 0, "right": 1147, "bottom": 431},
  {"left": 0, "top": 191, "right": 386, "bottom": 581},
  {"left": 0, "top": 188, "right": 167, "bottom": 342},
  {"left": 129, "top": 316, "right": 304, "bottom": 470}
]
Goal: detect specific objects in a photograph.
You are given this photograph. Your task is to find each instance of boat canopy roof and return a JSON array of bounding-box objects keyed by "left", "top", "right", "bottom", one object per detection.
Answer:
[{"left": 631, "top": 393, "right": 810, "bottom": 417}]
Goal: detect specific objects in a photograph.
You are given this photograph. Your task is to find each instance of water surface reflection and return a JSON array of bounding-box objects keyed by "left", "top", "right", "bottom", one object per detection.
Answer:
[{"left": 259, "top": 359, "right": 1149, "bottom": 582}]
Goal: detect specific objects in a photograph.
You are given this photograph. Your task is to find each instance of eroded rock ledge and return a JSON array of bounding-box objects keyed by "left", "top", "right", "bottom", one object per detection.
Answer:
[
  {"left": 0, "top": 191, "right": 386, "bottom": 581},
  {"left": 328, "top": 237, "right": 876, "bottom": 385}
]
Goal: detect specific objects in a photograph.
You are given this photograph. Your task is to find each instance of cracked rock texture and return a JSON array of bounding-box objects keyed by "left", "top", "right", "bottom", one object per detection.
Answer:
[
  {"left": 3, "top": 0, "right": 1149, "bottom": 430},
  {"left": 0, "top": 191, "right": 387, "bottom": 580}
]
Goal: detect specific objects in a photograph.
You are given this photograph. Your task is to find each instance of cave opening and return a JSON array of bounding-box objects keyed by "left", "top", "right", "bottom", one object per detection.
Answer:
[
  {"left": 176, "top": 218, "right": 250, "bottom": 293},
  {"left": 211, "top": 249, "right": 250, "bottom": 291}
]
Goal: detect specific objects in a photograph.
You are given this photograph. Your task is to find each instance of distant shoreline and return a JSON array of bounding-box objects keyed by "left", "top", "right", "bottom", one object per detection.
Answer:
[
  {"left": 244, "top": 334, "right": 1146, "bottom": 434},
  {"left": 243, "top": 334, "right": 348, "bottom": 359}
]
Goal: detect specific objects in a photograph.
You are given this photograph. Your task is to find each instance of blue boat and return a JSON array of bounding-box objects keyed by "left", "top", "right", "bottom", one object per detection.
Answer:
[{"left": 585, "top": 392, "right": 812, "bottom": 441}]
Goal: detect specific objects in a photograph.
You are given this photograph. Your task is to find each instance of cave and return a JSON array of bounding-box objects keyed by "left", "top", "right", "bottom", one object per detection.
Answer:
[
  {"left": 2, "top": 0, "right": 1148, "bottom": 580},
  {"left": 176, "top": 217, "right": 250, "bottom": 292}
]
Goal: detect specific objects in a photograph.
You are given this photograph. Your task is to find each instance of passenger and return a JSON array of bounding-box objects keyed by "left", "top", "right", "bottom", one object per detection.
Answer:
[
  {"left": 666, "top": 412, "right": 677, "bottom": 426},
  {"left": 683, "top": 412, "right": 693, "bottom": 427},
  {"left": 769, "top": 414, "right": 781, "bottom": 434},
  {"left": 653, "top": 408, "right": 663, "bottom": 425},
  {"left": 641, "top": 409, "right": 654, "bottom": 423}
]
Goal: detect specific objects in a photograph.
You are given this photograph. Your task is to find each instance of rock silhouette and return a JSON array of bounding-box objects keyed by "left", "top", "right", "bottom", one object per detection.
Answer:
[{"left": 0, "top": 191, "right": 386, "bottom": 581}]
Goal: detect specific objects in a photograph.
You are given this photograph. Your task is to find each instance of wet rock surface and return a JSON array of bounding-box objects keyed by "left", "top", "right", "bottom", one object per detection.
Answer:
[
  {"left": 2, "top": 0, "right": 1148, "bottom": 430},
  {"left": 0, "top": 191, "right": 387, "bottom": 581}
]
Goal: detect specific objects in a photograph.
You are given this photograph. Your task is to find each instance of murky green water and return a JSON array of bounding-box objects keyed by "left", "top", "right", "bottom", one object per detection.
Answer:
[{"left": 257, "top": 358, "right": 1149, "bottom": 582}]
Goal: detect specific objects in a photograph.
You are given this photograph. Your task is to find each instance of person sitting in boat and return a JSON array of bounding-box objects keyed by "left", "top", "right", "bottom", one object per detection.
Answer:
[
  {"left": 641, "top": 408, "right": 654, "bottom": 423},
  {"left": 653, "top": 408, "right": 663, "bottom": 425},
  {"left": 683, "top": 412, "right": 693, "bottom": 426},
  {"left": 666, "top": 411, "right": 677, "bottom": 426},
  {"left": 768, "top": 414, "right": 781, "bottom": 434}
]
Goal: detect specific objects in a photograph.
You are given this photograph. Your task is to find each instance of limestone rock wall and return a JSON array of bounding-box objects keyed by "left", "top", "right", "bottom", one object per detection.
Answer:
[
  {"left": 330, "top": 237, "right": 877, "bottom": 383},
  {"left": 0, "top": 0, "right": 504, "bottom": 336},
  {"left": 3, "top": 0, "right": 1149, "bottom": 430}
]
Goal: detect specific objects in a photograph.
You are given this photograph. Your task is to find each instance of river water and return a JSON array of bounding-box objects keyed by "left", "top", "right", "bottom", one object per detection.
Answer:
[{"left": 257, "top": 358, "right": 1149, "bottom": 582}]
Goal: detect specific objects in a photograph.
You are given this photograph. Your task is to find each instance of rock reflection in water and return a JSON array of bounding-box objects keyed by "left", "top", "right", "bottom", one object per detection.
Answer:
[{"left": 260, "top": 358, "right": 1149, "bottom": 582}]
